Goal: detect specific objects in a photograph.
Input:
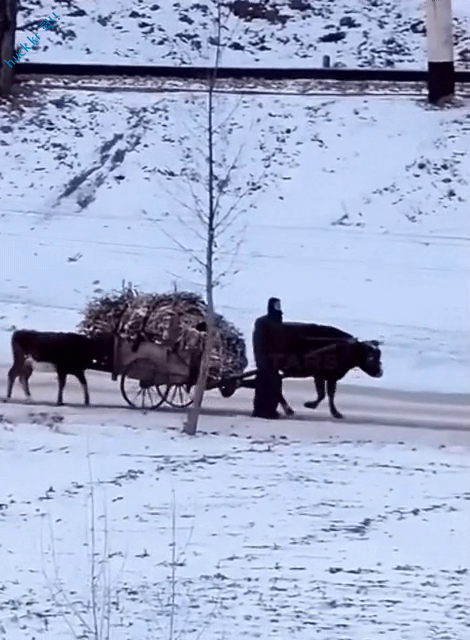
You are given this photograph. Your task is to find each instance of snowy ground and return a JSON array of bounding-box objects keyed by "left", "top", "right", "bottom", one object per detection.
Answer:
[
  {"left": 2, "top": 369, "right": 469, "bottom": 432},
  {"left": 1, "top": 413, "right": 469, "bottom": 640},
  {"left": 15, "top": 0, "right": 470, "bottom": 69},
  {"left": 1, "top": 89, "right": 469, "bottom": 393},
  {"left": 3, "top": 10, "right": 470, "bottom": 638}
]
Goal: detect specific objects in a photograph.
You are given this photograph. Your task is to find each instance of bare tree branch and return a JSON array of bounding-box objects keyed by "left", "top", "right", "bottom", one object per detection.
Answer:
[
  {"left": 213, "top": 94, "right": 245, "bottom": 137},
  {"left": 212, "top": 144, "right": 248, "bottom": 226},
  {"left": 159, "top": 225, "right": 206, "bottom": 269},
  {"left": 213, "top": 231, "right": 246, "bottom": 287}
]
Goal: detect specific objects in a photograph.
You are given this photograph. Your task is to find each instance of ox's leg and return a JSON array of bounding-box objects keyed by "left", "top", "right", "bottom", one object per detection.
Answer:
[
  {"left": 273, "top": 370, "right": 294, "bottom": 417},
  {"left": 7, "top": 362, "right": 33, "bottom": 401},
  {"left": 56, "top": 369, "right": 67, "bottom": 406},
  {"left": 20, "top": 363, "right": 34, "bottom": 400},
  {"left": 6, "top": 359, "right": 30, "bottom": 400},
  {"left": 74, "top": 370, "right": 90, "bottom": 406},
  {"left": 6, "top": 363, "right": 18, "bottom": 399},
  {"left": 304, "top": 376, "right": 326, "bottom": 410},
  {"left": 279, "top": 386, "right": 295, "bottom": 417},
  {"left": 326, "top": 379, "right": 343, "bottom": 419}
]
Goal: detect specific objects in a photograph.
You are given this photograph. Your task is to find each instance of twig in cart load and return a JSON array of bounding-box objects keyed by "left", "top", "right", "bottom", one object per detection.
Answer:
[{"left": 78, "top": 287, "right": 248, "bottom": 384}]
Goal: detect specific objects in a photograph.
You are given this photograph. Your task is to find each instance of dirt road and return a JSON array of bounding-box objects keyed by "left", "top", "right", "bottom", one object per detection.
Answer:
[{"left": 1, "top": 364, "right": 469, "bottom": 447}]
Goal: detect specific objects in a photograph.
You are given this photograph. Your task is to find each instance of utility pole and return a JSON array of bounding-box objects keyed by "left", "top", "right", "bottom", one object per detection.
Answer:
[
  {"left": 0, "top": 0, "right": 18, "bottom": 97},
  {"left": 426, "top": 0, "right": 455, "bottom": 104}
]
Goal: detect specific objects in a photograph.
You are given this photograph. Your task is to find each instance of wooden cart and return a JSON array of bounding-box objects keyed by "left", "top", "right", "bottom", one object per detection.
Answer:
[{"left": 88, "top": 335, "right": 198, "bottom": 410}]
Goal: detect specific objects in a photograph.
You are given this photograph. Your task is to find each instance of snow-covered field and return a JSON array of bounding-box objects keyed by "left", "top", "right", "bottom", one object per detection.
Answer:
[
  {"left": 1, "top": 416, "right": 469, "bottom": 639},
  {"left": 0, "top": 89, "right": 469, "bottom": 392},
  {"left": 2, "top": 15, "right": 470, "bottom": 634},
  {"left": 16, "top": 0, "right": 470, "bottom": 69}
]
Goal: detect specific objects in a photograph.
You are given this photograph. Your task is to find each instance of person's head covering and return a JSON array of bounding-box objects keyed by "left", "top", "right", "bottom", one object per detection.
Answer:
[{"left": 267, "top": 297, "right": 283, "bottom": 322}]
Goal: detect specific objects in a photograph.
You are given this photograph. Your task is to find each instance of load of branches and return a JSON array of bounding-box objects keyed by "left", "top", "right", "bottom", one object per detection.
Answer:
[{"left": 78, "top": 284, "right": 248, "bottom": 382}]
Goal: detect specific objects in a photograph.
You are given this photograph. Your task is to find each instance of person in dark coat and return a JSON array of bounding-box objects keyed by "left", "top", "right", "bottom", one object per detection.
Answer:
[{"left": 252, "top": 297, "right": 284, "bottom": 419}]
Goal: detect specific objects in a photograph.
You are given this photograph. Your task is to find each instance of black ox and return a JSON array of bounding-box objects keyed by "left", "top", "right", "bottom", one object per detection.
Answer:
[
  {"left": 5, "top": 330, "right": 113, "bottom": 406},
  {"left": 269, "top": 322, "right": 383, "bottom": 419}
]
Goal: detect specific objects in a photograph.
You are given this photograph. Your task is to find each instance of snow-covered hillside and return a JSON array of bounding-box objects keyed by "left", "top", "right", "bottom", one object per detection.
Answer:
[
  {"left": 16, "top": 0, "right": 470, "bottom": 69},
  {"left": 0, "top": 89, "right": 469, "bottom": 392}
]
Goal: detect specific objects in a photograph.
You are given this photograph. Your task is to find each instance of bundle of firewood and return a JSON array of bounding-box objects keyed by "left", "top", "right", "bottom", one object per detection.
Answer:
[{"left": 78, "top": 285, "right": 248, "bottom": 382}]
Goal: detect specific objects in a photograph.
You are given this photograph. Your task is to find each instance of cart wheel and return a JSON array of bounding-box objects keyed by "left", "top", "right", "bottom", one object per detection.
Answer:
[
  {"left": 120, "top": 357, "right": 166, "bottom": 410},
  {"left": 157, "top": 383, "right": 194, "bottom": 409}
]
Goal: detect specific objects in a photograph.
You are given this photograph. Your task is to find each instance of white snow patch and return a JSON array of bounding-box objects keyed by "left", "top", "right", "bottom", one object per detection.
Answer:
[
  {"left": 15, "top": 0, "right": 470, "bottom": 69},
  {"left": 0, "top": 419, "right": 468, "bottom": 638}
]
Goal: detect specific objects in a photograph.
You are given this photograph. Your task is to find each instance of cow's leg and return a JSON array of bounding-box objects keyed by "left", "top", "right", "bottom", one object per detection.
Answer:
[
  {"left": 74, "top": 370, "right": 90, "bottom": 406},
  {"left": 56, "top": 369, "right": 67, "bottom": 406},
  {"left": 304, "top": 376, "right": 326, "bottom": 410},
  {"left": 6, "top": 363, "right": 18, "bottom": 399},
  {"left": 279, "top": 387, "right": 294, "bottom": 416},
  {"left": 20, "top": 363, "right": 34, "bottom": 401},
  {"left": 6, "top": 358, "right": 29, "bottom": 400},
  {"left": 326, "top": 379, "right": 343, "bottom": 419},
  {"left": 6, "top": 341, "right": 24, "bottom": 400}
]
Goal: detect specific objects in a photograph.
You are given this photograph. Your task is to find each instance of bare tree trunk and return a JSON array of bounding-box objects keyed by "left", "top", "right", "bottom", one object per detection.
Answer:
[
  {"left": 183, "top": 4, "right": 221, "bottom": 436},
  {"left": 183, "top": 316, "right": 215, "bottom": 436},
  {"left": 183, "top": 77, "right": 217, "bottom": 435},
  {"left": 0, "top": 0, "right": 17, "bottom": 98}
]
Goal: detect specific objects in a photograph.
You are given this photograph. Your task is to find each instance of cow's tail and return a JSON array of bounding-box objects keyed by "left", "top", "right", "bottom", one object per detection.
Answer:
[
  {"left": 7, "top": 331, "right": 31, "bottom": 399},
  {"left": 10, "top": 330, "right": 35, "bottom": 374}
]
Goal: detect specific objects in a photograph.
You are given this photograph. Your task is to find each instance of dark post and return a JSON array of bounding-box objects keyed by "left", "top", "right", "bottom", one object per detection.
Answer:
[
  {"left": 0, "top": 0, "right": 18, "bottom": 97},
  {"left": 426, "top": 0, "right": 455, "bottom": 104}
]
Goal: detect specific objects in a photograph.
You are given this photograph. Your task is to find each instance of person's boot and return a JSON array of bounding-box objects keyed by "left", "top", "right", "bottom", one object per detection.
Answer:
[
  {"left": 252, "top": 402, "right": 265, "bottom": 418},
  {"left": 252, "top": 400, "right": 279, "bottom": 419},
  {"left": 265, "top": 410, "right": 280, "bottom": 420},
  {"left": 252, "top": 400, "right": 280, "bottom": 419}
]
